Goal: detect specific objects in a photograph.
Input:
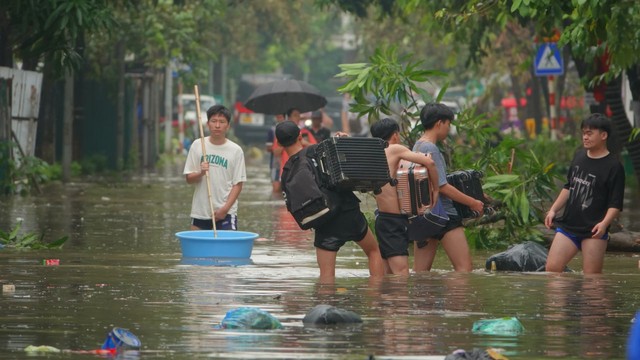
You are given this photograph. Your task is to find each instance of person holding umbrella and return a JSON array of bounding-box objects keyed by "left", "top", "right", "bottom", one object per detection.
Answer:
[{"left": 183, "top": 105, "right": 247, "bottom": 230}]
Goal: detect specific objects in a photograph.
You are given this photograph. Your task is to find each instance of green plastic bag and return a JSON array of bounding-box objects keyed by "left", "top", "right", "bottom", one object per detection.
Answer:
[
  {"left": 216, "top": 307, "right": 283, "bottom": 330},
  {"left": 472, "top": 317, "right": 524, "bottom": 336}
]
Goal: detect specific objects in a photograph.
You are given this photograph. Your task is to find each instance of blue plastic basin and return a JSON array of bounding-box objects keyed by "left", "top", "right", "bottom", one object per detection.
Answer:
[{"left": 176, "top": 230, "right": 258, "bottom": 258}]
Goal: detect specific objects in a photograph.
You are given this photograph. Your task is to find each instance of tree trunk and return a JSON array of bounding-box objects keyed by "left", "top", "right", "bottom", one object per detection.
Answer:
[
  {"left": 526, "top": 68, "right": 544, "bottom": 135},
  {"left": 0, "top": 78, "right": 10, "bottom": 143},
  {"left": 62, "top": 71, "right": 74, "bottom": 182},
  {"left": 606, "top": 75, "right": 640, "bottom": 183},
  {"left": 142, "top": 78, "right": 150, "bottom": 169},
  {"left": 130, "top": 79, "right": 141, "bottom": 171},
  {"left": 116, "top": 40, "right": 125, "bottom": 171},
  {"left": 35, "top": 64, "right": 56, "bottom": 164},
  {"left": 163, "top": 64, "right": 173, "bottom": 155},
  {"left": 0, "top": 78, "right": 11, "bottom": 192},
  {"left": 0, "top": 11, "right": 12, "bottom": 68},
  {"left": 151, "top": 72, "right": 160, "bottom": 168}
]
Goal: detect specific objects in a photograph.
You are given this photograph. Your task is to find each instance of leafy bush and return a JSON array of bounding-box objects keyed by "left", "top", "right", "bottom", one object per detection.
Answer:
[
  {"left": 0, "top": 222, "right": 68, "bottom": 250},
  {"left": 336, "top": 47, "right": 574, "bottom": 248},
  {"left": 0, "top": 141, "right": 61, "bottom": 195}
]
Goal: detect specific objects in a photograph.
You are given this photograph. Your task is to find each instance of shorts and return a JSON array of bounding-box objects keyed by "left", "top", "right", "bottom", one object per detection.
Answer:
[
  {"left": 191, "top": 214, "right": 238, "bottom": 231},
  {"left": 314, "top": 207, "right": 368, "bottom": 252},
  {"left": 411, "top": 214, "right": 463, "bottom": 249},
  {"left": 375, "top": 211, "right": 410, "bottom": 259},
  {"left": 556, "top": 227, "right": 609, "bottom": 250}
]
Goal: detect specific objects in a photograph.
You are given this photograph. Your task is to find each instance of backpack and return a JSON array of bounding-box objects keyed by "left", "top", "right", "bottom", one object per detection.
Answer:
[{"left": 281, "top": 145, "right": 341, "bottom": 230}]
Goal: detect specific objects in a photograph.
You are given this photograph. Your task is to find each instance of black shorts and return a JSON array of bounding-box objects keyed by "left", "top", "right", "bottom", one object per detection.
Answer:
[
  {"left": 314, "top": 207, "right": 368, "bottom": 252},
  {"left": 411, "top": 214, "right": 463, "bottom": 249},
  {"left": 375, "top": 211, "right": 409, "bottom": 259},
  {"left": 191, "top": 214, "right": 238, "bottom": 231}
]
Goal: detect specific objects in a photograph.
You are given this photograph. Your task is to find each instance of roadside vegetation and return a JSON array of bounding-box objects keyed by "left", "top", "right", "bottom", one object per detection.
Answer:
[
  {"left": 337, "top": 47, "right": 578, "bottom": 248},
  {"left": 0, "top": 221, "right": 68, "bottom": 250}
]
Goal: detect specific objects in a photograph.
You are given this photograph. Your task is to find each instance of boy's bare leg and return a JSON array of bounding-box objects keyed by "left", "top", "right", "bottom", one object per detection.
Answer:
[
  {"left": 316, "top": 247, "right": 337, "bottom": 284},
  {"left": 580, "top": 238, "right": 608, "bottom": 274},
  {"left": 545, "top": 232, "right": 579, "bottom": 272},
  {"left": 356, "top": 228, "right": 385, "bottom": 277},
  {"left": 413, "top": 239, "right": 438, "bottom": 272},
  {"left": 440, "top": 227, "right": 473, "bottom": 272},
  {"left": 387, "top": 255, "right": 409, "bottom": 276},
  {"left": 382, "top": 259, "right": 392, "bottom": 275}
]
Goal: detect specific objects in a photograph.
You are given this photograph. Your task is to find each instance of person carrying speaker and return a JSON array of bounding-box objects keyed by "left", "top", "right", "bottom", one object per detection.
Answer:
[
  {"left": 411, "top": 103, "right": 484, "bottom": 272},
  {"left": 276, "top": 120, "right": 385, "bottom": 284},
  {"left": 370, "top": 118, "right": 440, "bottom": 275}
]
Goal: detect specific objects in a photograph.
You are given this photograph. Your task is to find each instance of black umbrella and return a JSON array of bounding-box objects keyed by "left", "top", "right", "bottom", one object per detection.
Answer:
[{"left": 244, "top": 79, "right": 327, "bottom": 115}]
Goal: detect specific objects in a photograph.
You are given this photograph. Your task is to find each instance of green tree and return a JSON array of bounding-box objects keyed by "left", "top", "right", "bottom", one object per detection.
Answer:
[
  {"left": 0, "top": 0, "right": 115, "bottom": 190},
  {"left": 0, "top": 0, "right": 114, "bottom": 74},
  {"left": 336, "top": 47, "right": 565, "bottom": 247},
  {"left": 324, "top": 0, "right": 640, "bottom": 182}
]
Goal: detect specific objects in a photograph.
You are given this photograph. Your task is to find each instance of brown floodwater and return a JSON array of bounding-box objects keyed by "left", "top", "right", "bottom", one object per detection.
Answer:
[{"left": 1, "top": 158, "right": 640, "bottom": 360}]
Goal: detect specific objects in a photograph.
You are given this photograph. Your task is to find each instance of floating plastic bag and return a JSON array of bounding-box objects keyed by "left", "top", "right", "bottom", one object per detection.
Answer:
[
  {"left": 444, "top": 347, "right": 509, "bottom": 360},
  {"left": 217, "top": 307, "right": 283, "bottom": 330},
  {"left": 302, "top": 304, "right": 362, "bottom": 325},
  {"left": 472, "top": 317, "right": 524, "bottom": 336},
  {"left": 485, "top": 241, "right": 549, "bottom": 272},
  {"left": 101, "top": 327, "right": 141, "bottom": 351},
  {"left": 24, "top": 345, "right": 61, "bottom": 353}
]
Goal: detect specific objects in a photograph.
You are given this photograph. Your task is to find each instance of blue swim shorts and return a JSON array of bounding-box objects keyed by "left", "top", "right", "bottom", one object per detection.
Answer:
[{"left": 556, "top": 227, "right": 609, "bottom": 250}]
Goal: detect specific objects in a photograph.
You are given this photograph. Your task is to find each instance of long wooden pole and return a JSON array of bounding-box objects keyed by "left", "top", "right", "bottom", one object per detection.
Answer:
[{"left": 194, "top": 85, "right": 217, "bottom": 237}]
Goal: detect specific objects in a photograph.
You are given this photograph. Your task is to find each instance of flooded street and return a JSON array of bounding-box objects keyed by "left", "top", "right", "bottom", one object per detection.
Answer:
[{"left": 1, "top": 158, "right": 640, "bottom": 359}]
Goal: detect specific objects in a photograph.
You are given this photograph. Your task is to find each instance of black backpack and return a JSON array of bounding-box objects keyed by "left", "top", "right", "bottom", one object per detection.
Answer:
[{"left": 281, "top": 145, "right": 341, "bottom": 230}]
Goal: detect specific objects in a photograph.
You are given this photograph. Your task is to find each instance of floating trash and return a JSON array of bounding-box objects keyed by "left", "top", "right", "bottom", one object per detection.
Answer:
[
  {"left": 101, "top": 327, "right": 141, "bottom": 351},
  {"left": 485, "top": 241, "right": 548, "bottom": 272},
  {"left": 444, "top": 347, "right": 509, "bottom": 360},
  {"left": 2, "top": 284, "right": 15, "bottom": 294},
  {"left": 43, "top": 259, "right": 60, "bottom": 266},
  {"left": 216, "top": 307, "right": 283, "bottom": 330},
  {"left": 24, "top": 345, "right": 61, "bottom": 353},
  {"left": 302, "top": 304, "right": 362, "bottom": 325},
  {"left": 472, "top": 317, "right": 524, "bottom": 336}
]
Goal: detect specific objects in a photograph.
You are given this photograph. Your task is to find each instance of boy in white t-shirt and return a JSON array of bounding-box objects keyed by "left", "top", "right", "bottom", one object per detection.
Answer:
[{"left": 183, "top": 105, "right": 247, "bottom": 230}]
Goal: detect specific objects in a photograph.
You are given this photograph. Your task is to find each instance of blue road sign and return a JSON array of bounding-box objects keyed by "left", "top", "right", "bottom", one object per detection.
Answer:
[{"left": 534, "top": 43, "right": 563, "bottom": 76}]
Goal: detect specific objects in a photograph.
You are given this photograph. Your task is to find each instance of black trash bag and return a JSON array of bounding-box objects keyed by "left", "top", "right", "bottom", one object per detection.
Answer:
[
  {"left": 444, "top": 348, "right": 495, "bottom": 360},
  {"left": 302, "top": 304, "right": 362, "bottom": 325},
  {"left": 485, "top": 241, "right": 549, "bottom": 272}
]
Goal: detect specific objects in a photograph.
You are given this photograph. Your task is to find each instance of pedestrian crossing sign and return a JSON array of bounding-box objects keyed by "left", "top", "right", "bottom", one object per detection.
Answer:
[{"left": 534, "top": 43, "right": 563, "bottom": 76}]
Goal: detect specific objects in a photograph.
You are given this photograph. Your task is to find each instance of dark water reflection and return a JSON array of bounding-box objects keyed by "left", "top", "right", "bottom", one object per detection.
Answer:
[{"left": 1, "top": 159, "right": 640, "bottom": 359}]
